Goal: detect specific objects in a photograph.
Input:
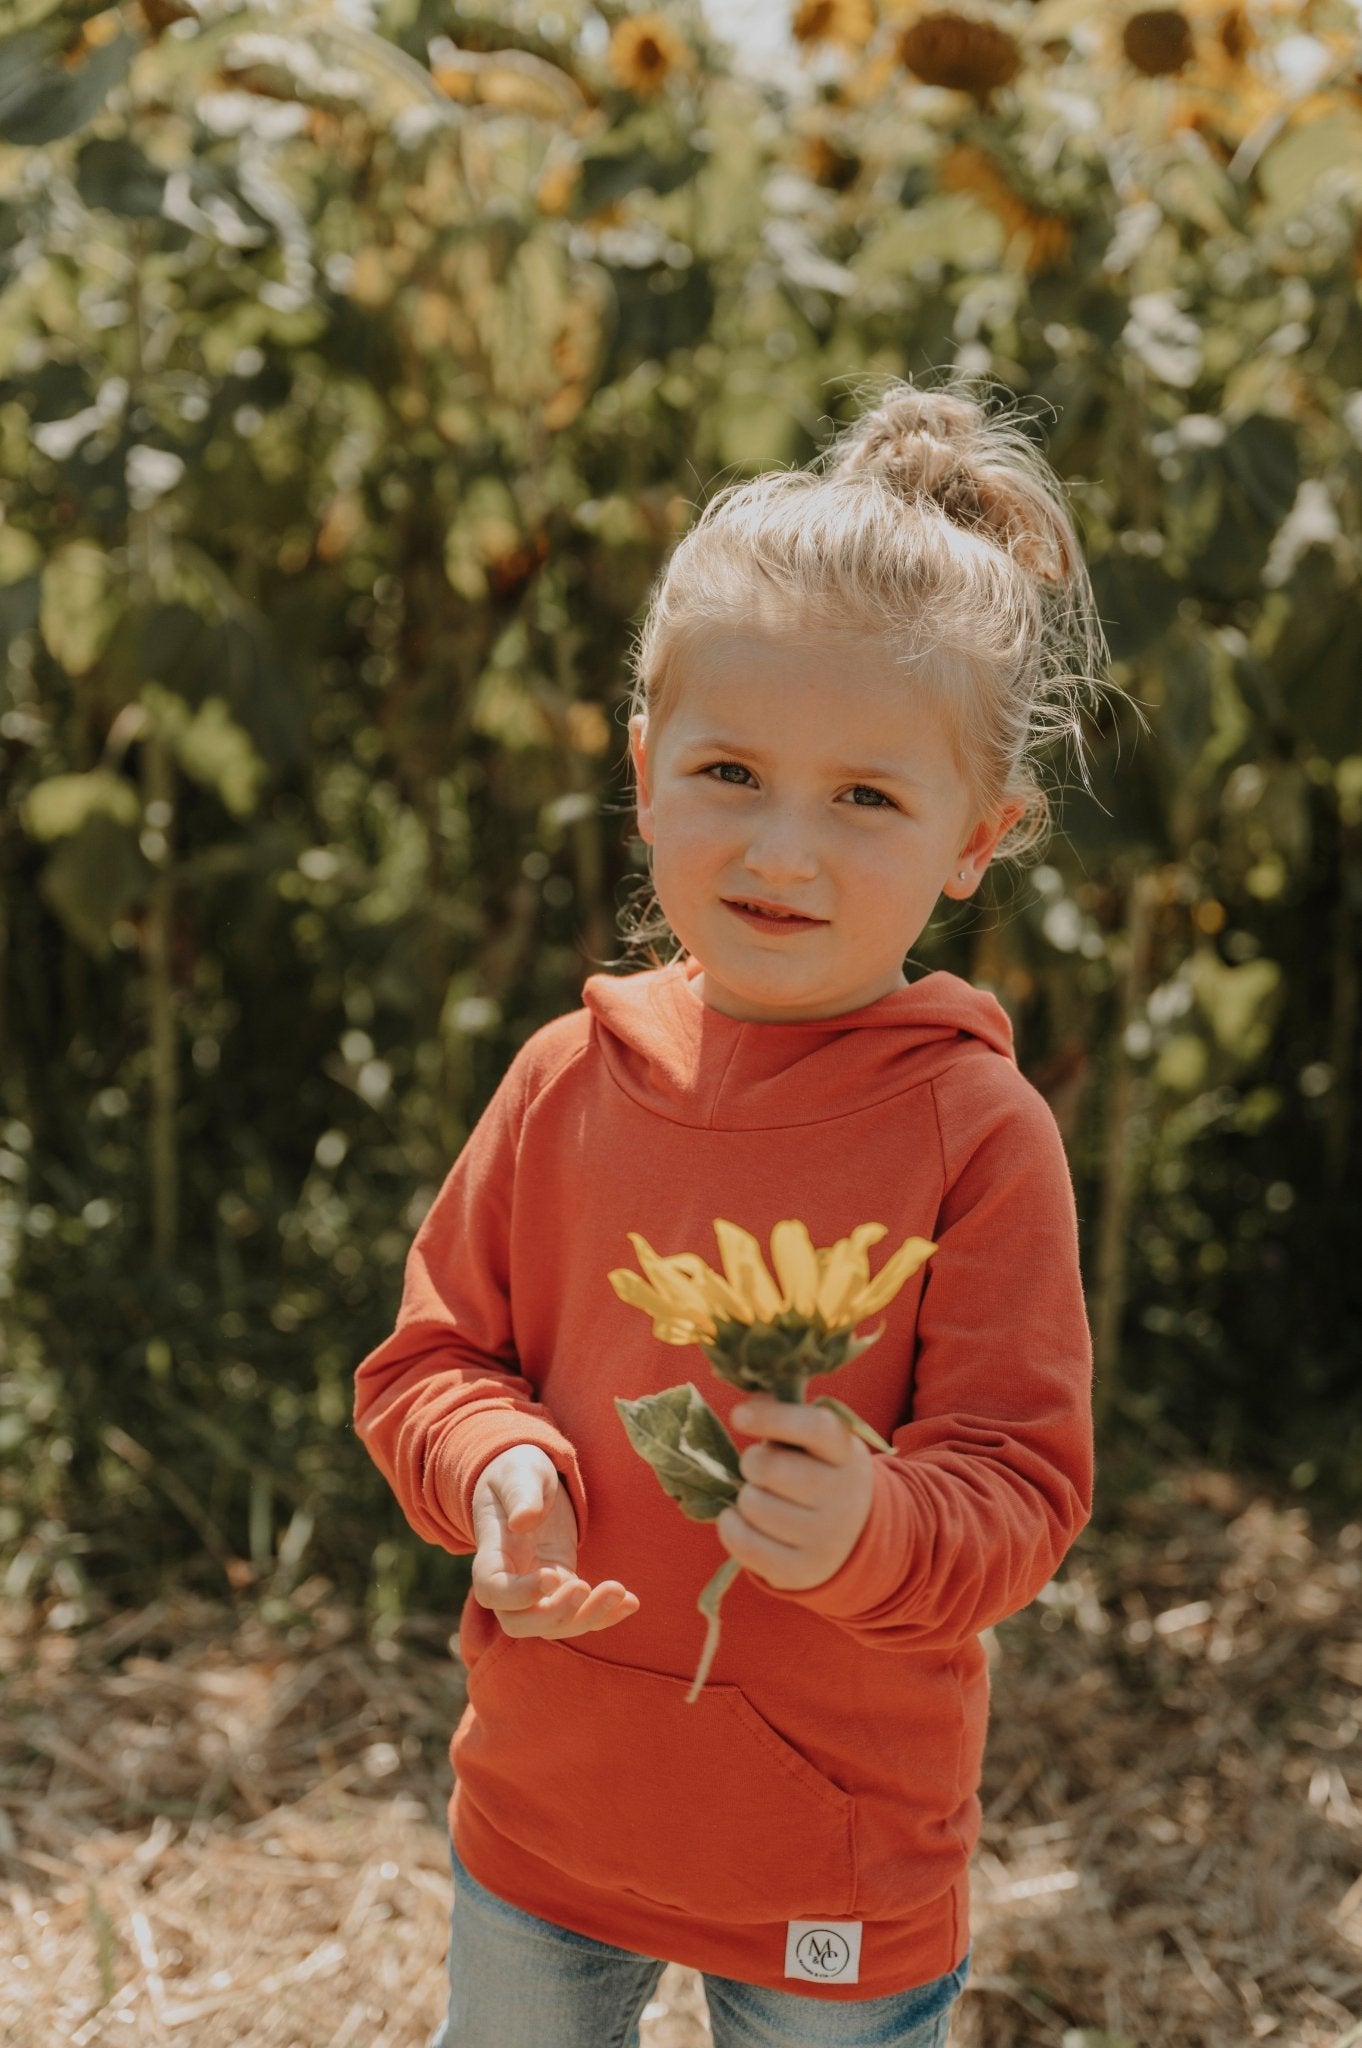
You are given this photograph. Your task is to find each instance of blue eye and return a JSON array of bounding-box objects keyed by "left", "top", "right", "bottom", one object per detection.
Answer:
[{"left": 703, "top": 760, "right": 755, "bottom": 786}]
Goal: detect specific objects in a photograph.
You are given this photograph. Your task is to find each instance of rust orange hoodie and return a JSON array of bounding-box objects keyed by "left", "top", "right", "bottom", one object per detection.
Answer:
[{"left": 353, "top": 958, "right": 1093, "bottom": 1998}]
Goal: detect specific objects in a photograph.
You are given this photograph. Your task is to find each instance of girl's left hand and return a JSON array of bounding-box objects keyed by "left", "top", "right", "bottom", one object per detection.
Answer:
[{"left": 716, "top": 1396, "right": 875, "bottom": 1591}]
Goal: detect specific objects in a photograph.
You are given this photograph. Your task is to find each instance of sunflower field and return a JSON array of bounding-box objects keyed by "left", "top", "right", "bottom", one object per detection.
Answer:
[{"left": 1, "top": 0, "right": 1360, "bottom": 1621}]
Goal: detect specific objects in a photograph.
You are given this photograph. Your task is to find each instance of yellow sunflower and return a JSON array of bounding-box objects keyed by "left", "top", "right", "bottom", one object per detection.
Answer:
[
  {"left": 939, "top": 144, "right": 1072, "bottom": 274},
  {"left": 608, "top": 1217, "right": 936, "bottom": 1347},
  {"left": 792, "top": 0, "right": 878, "bottom": 53},
  {"left": 1095, "top": 1, "right": 1351, "bottom": 157},
  {"left": 608, "top": 15, "right": 694, "bottom": 98},
  {"left": 797, "top": 133, "right": 864, "bottom": 188}
]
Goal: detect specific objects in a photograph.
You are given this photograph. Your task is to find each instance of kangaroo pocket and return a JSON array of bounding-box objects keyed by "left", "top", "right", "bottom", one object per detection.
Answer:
[{"left": 453, "top": 1635, "right": 857, "bottom": 1924}]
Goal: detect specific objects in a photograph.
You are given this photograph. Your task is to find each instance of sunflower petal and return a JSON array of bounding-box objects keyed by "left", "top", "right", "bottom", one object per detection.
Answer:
[
  {"left": 608, "top": 1269, "right": 713, "bottom": 1342},
  {"left": 850, "top": 1236, "right": 937, "bottom": 1321},
  {"left": 815, "top": 1222, "right": 889, "bottom": 1326},
  {"left": 654, "top": 1315, "right": 713, "bottom": 1345},
  {"left": 712, "top": 1219, "right": 784, "bottom": 1323},
  {"left": 697, "top": 1269, "right": 751, "bottom": 1325},
  {"left": 660, "top": 1248, "right": 747, "bottom": 1324},
  {"left": 607, "top": 1269, "right": 674, "bottom": 1319},
  {"left": 769, "top": 1218, "right": 820, "bottom": 1317},
  {"left": 627, "top": 1234, "right": 719, "bottom": 1320}
]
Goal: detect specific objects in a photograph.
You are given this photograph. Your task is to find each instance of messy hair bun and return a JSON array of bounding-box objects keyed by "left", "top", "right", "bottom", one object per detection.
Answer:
[
  {"left": 822, "top": 386, "right": 1079, "bottom": 589},
  {"left": 623, "top": 370, "right": 1114, "bottom": 952}
]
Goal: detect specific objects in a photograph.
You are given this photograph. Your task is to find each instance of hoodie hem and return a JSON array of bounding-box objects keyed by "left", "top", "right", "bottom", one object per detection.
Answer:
[{"left": 450, "top": 1790, "right": 970, "bottom": 2001}]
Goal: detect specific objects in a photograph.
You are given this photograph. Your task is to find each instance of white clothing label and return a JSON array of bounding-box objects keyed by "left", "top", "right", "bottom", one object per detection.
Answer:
[{"left": 783, "top": 1920, "right": 862, "bottom": 1985}]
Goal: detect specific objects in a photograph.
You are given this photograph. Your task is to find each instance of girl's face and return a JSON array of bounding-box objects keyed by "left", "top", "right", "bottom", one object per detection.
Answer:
[{"left": 629, "top": 623, "right": 1023, "bottom": 1023}]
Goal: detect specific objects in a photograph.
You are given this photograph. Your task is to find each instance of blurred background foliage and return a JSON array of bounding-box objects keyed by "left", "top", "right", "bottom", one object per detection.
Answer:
[{"left": 1, "top": 0, "right": 1360, "bottom": 1632}]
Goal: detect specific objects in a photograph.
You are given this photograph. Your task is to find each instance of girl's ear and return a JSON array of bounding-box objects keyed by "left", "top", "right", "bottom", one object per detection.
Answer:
[
  {"left": 628, "top": 711, "right": 655, "bottom": 846},
  {"left": 945, "top": 800, "right": 1026, "bottom": 898}
]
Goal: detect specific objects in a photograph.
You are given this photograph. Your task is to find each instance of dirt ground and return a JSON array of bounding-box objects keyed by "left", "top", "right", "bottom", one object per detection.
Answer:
[{"left": 2, "top": 1465, "right": 1360, "bottom": 2048}]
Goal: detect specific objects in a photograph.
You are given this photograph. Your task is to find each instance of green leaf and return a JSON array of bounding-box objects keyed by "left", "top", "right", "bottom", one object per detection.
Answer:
[
  {"left": 39, "top": 540, "right": 118, "bottom": 678},
  {"left": 601, "top": 262, "right": 714, "bottom": 380},
  {"left": 575, "top": 138, "right": 705, "bottom": 217},
  {"left": 853, "top": 194, "right": 1004, "bottom": 284},
  {"left": 39, "top": 812, "right": 149, "bottom": 959},
  {"left": 4, "top": 0, "right": 67, "bottom": 32},
  {"left": 615, "top": 1383, "right": 742, "bottom": 1522},
  {"left": 1188, "top": 951, "right": 1282, "bottom": 1065},
  {"left": 0, "top": 23, "right": 139, "bottom": 148},
  {"left": 22, "top": 359, "right": 96, "bottom": 428},
  {"left": 141, "top": 683, "right": 268, "bottom": 819},
  {"left": 1261, "top": 552, "right": 1362, "bottom": 763},
  {"left": 0, "top": 573, "right": 38, "bottom": 670},
  {"left": 1257, "top": 112, "right": 1362, "bottom": 214},
  {"left": 0, "top": 522, "right": 40, "bottom": 585},
  {"left": 1223, "top": 415, "right": 1299, "bottom": 528},
  {"left": 140, "top": 605, "right": 306, "bottom": 772},
  {"left": 0, "top": 199, "right": 23, "bottom": 295},
  {"left": 1088, "top": 553, "right": 1181, "bottom": 663},
  {"left": 22, "top": 769, "right": 139, "bottom": 843},
  {"left": 76, "top": 136, "right": 167, "bottom": 220},
  {"left": 1193, "top": 486, "right": 1269, "bottom": 603},
  {"left": 1157, "top": 635, "right": 1215, "bottom": 782}
]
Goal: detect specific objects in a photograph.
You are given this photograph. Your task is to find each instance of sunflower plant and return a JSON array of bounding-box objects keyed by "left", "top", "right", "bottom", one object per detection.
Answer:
[{"left": 611, "top": 1218, "right": 935, "bottom": 1700}]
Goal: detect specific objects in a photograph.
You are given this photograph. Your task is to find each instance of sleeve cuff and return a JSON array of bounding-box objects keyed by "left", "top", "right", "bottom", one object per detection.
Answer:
[
  {"left": 757, "top": 1455, "right": 911, "bottom": 1624},
  {"left": 431, "top": 1415, "right": 589, "bottom": 1551}
]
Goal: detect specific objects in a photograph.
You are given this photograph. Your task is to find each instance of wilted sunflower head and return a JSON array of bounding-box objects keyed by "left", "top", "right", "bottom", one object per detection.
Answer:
[
  {"left": 608, "top": 15, "right": 693, "bottom": 97},
  {"left": 897, "top": 11, "right": 1022, "bottom": 97},
  {"left": 1122, "top": 7, "right": 1195, "bottom": 76}
]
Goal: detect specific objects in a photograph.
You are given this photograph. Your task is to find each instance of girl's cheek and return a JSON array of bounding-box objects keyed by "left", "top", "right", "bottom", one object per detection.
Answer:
[{"left": 655, "top": 802, "right": 728, "bottom": 857}]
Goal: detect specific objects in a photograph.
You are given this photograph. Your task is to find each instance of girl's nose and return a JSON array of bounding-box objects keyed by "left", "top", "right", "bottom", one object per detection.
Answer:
[{"left": 742, "top": 815, "right": 819, "bottom": 885}]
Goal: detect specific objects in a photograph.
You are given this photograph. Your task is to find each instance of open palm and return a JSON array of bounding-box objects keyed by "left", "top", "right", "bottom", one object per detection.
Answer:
[{"left": 470, "top": 1445, "right": 639, "bottom": 1639}]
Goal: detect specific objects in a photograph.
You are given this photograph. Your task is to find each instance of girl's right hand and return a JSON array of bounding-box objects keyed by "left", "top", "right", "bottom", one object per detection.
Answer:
[{"left": 470, "top": 1445, "right": 640, "bottom": 1638}]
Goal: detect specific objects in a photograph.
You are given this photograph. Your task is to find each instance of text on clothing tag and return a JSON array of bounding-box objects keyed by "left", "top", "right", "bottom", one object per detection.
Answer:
[{"left": 784, "top": 1920, "right": 862, "bottom": 1985}]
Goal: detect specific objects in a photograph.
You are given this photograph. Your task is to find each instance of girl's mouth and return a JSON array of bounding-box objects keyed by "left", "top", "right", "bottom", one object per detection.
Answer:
[{"left": 723, "top": 898, "right": 827, "bottom": 935}]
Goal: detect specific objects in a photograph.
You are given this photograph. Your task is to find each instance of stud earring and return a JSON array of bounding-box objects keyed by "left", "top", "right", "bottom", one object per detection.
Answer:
[{"left": 957, "top": 870, "right": 968, "bottom": 883}]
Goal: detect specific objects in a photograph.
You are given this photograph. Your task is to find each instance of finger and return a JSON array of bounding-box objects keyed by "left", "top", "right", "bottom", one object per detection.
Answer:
[
  {"left": 734, "top": 1482, "right": 818, "bottom": 1547},
  {"left": 716, "top": 1504, "right": 801, "bottom": 1580},
  {"left": 472, "top": 1561, "right": 570, "bottom": 1613},
  {"left": 497, "top": 1573, "right": 592, "bottom": 1636},
  {"left": 494, "top": 1460, "right": 559, "bottom": 1534},
  {"left": 738, "top": 1441, "right": 831, "bottom": 1508},
  {"left": 730, "top": 1398, "right": 854, "bottom": 1465},
  {"left": 550, "top": 1581, "right": 640, "bottom": 1637},
  {"left": 501, "top": 1577, "right": 639, "bottom": 1640}
]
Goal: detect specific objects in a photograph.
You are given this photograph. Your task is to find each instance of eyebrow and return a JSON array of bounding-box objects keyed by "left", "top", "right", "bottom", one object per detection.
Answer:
[{"left": 681, "top": 735, "right": 929, "bottom": 789}]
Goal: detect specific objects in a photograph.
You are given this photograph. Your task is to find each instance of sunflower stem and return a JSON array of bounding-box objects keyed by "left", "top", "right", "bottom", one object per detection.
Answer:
[
  {"left": 811, "top": 1395, "right": 893, "bottom": 1454},
  {"left": 686, "top": 1555, "right": 741, "bottom": 1704}
]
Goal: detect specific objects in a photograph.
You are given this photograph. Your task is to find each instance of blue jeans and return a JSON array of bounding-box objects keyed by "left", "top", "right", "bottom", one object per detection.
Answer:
[{"left": 429, "top": 1840, "right": 970, "bottom": 2048}]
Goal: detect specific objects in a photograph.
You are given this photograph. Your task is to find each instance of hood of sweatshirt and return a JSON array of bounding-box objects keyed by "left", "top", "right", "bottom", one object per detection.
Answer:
[{"left": 580, "top": 958, "right": 1016, "bottom": 1131}]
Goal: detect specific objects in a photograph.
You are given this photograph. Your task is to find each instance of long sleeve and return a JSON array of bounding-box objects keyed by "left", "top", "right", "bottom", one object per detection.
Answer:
[
  {"left": 352, "top": 1045, "right": 587, "bottom": 1555},
  {"left": 767, "top": 1065, "right": 1093, "bottom": 1648}
]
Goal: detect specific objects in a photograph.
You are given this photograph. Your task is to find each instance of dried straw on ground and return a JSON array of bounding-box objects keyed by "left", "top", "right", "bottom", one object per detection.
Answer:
[{"left": 2, "top": 1469, "right": 1360, "bottom": 2048}]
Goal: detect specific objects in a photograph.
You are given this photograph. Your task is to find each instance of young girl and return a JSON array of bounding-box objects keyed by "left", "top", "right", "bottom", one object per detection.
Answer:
[{"left": 353, "top": 377, "right": 1107, "bottom": 2048}]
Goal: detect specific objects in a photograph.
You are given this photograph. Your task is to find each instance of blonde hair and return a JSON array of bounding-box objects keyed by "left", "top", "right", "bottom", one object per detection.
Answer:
[{"left": 620, "top": 371, "right": 1113, "bottom": 958}]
